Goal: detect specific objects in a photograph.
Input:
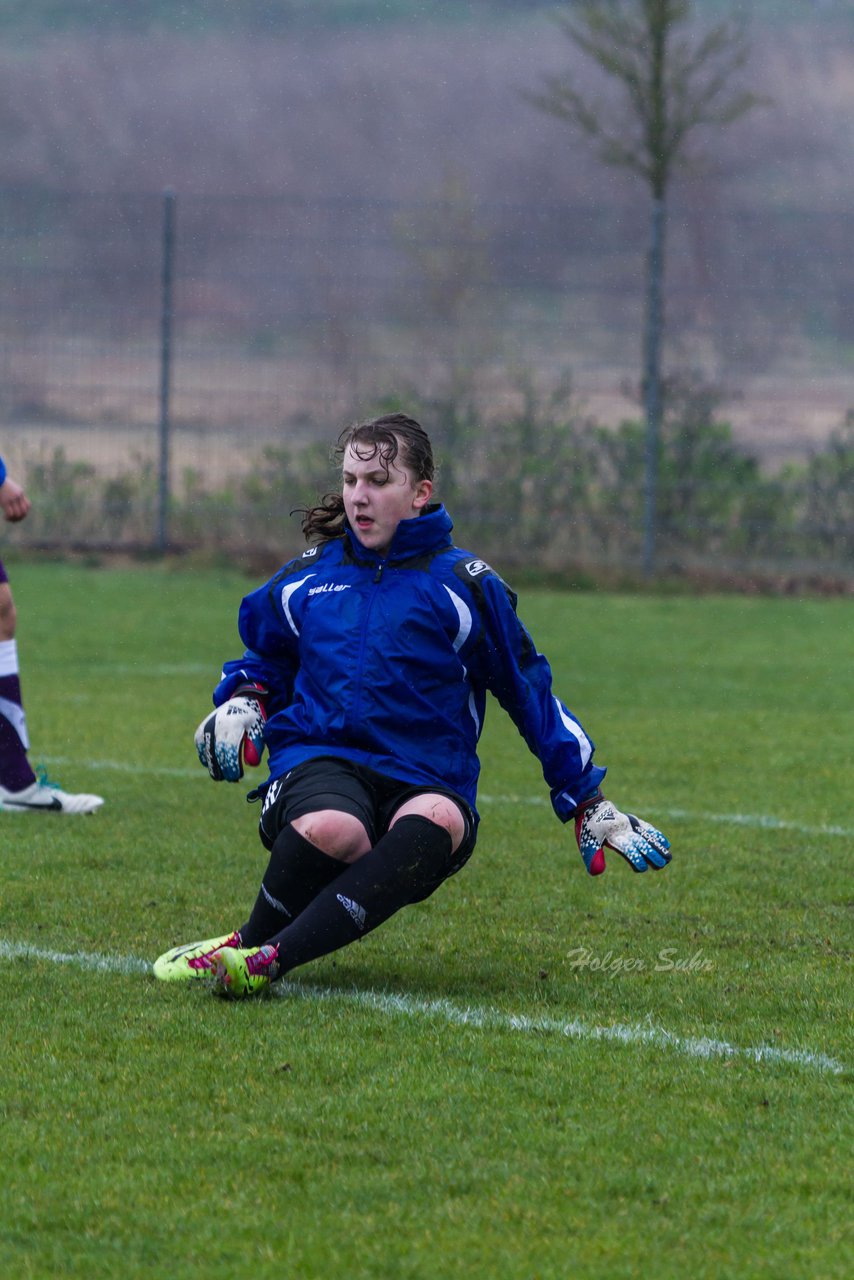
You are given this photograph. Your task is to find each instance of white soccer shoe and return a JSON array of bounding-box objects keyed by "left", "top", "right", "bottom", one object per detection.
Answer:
[{"left": 0, "top": 776, "right": 104, "bottom": 815}]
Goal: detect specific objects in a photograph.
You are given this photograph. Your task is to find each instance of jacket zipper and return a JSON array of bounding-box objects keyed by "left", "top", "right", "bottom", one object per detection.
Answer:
[{"left": 352, "top": 558, "right": 385, "bottom": 727}]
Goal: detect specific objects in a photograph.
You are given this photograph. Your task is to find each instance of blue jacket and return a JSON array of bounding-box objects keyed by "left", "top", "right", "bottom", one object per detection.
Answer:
[{"left": 214, "top": 505, "right": 605, "bottom": 823}]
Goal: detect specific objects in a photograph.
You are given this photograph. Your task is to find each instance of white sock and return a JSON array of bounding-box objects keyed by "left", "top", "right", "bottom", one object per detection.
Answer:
[
  {"left": 0, "top": 638, "right": 30, "bottom": 749},
  {"left": 0, "top": 638, "right": 19, "bottom": 677}
]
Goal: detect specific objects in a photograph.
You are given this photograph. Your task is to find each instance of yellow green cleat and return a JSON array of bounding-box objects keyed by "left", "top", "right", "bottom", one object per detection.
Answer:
[
  {"left": 213, "top": 944, "right": 280, "bottom": 998},
  {"left": 153, "top": 931, "right": 241, "bottom": 982}
]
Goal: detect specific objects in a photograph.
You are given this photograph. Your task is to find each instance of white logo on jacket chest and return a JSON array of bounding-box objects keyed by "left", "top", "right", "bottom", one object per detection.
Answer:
[{"left": 307, "top": 583, "right": 352, "bottom": 596}]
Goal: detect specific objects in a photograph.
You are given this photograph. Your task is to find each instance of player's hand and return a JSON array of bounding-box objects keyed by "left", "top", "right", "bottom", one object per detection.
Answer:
[
  {"left": 0, "top": 477, "right": 31, "bottom": 523},
  {"left": 574, "top": 793, "right": 671, "bottom": 876},
  {"left": 194, "top": 696, "right": 266, "bottom": 782}
]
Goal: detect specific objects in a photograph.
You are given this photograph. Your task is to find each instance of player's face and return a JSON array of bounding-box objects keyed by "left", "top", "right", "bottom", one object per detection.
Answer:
[{"left": 342, "top": 440, "right": 432, "bottom": 556}]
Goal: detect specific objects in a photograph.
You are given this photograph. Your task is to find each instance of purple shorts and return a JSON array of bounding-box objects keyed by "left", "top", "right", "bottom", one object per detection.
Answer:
[{"left": 0, "top": 559, "right": 7, "bottom": 586}]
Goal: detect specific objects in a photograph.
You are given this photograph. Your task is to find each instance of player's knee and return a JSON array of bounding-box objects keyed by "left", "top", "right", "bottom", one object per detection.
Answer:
[
  {"left": 391, "top": 795, "right": 467, "bottom": 853},
  {"left": 291, "top": 810, "right": 371, "bottom": 863}
]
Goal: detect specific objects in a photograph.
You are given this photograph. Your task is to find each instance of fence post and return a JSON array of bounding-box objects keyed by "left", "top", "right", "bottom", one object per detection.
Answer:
[
  {"left": 642, "top": 196, "right": 665, "bottom": 579},
  {"left": 157, "top": 188, "right": 176, "bottom": 552}
]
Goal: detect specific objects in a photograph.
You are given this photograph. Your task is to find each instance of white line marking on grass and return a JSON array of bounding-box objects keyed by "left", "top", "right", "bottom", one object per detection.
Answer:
[
  {"left": 40, "top": 755, "right": 201, "bottom": 779},
  {"left": 478, "top": 795, "right": 854, "bottom": 840},
  {"left": 0, "top": 938, "right": 843, "bottom": 1076},
  {"left": 275, "top": 983, "right": 845, "bottom": 1075},
  {"left": 658, "top": 807, "right": 854, "bottom": 839},
  {"left": 100, "top": 664, "right": 216, "bottom": 676},
  {"left": 31, "top": 764, "right": 854, "bottom": 838},
  {"left": 0, "top": 939, "right": 150, "bottom": 977}
]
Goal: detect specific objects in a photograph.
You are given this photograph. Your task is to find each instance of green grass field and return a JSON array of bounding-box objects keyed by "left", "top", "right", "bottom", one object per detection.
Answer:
[{"left": 1, "top": 560, "right": 851, "bottom": 1279}]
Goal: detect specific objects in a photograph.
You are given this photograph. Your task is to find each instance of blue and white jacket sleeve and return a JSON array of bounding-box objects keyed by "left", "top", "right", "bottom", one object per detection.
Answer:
[
  {"left": 212, "top": 574, "right": 299, "bottom": 713},
  {"left": 474, "top": 573, "right": 606, "bottom": 823},
  {"left": 0, "top": 455, "right": 6, "bottom": 487}
]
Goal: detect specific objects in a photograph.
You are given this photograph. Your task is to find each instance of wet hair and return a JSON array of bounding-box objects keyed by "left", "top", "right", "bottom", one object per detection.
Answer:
[{"left": 300, "top": 413, "right": 434, "bottom": 543}]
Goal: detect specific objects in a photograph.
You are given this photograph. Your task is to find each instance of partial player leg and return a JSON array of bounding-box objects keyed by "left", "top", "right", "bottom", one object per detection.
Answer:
[
  {"left": 214, "top": 813, "right": 463, "bottom": 996},
  {"left": 154, "top": 823, "right": 349, "bottom": 983},
  {"left": 0, "top": 572, "right": 103, "bottom": 814},
  {"left": 155, "top": 766, "right": 371, "bottom": 983},
  {"left": 238, "top": 822, "right": 351, "bottom": 945},
  {"left": 0, "top": 580, "right": 37, "bottom": 793}
]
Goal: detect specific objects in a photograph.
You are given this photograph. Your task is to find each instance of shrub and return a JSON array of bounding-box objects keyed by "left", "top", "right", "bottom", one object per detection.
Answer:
[{"left": 792, "top": 411, "right": 854, "bottom": 563}]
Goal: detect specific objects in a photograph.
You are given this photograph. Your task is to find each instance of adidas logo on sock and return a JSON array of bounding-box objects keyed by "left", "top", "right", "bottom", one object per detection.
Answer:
[{"left": 336, "top": 893, "right": 367, "bottom": 932}]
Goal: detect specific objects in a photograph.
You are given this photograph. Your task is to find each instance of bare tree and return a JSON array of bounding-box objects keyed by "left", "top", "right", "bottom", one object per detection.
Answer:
[{"left": 529, "top": 0, "right": 761, "bottom": 575}]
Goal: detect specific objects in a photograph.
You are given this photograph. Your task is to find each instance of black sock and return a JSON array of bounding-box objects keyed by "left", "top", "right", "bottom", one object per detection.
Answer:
[
  {"left": 267, "top": 815, "right": 454, "bottom": 975},
  {"left": 239, "top": 824, "right": 345, "bottom": 947}
]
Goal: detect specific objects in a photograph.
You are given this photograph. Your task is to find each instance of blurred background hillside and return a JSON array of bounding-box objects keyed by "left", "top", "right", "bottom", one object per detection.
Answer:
[{"left": 2, "top": 1, "right": 854, "bottom": 575}]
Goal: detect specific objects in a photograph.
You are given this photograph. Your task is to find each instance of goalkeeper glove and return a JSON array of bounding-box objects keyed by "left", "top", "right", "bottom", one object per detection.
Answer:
[
  {"left": 574, "top": 790, "right": 671, "bottom": 876},
  {"left": 195, "top": 685, "right": 267, "bottom": 782}
]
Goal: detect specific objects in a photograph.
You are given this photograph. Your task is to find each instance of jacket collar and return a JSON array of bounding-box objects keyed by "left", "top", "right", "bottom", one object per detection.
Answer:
[{"left": 343, "top": 503, "right": 453, "bottom": 565}]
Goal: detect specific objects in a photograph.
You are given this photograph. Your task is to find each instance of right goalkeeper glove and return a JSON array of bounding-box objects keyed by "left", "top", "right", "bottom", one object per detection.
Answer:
[
  {"left": 194, "top": 689, "right": 267, "bottom": 782},
  {"left": 574, "top": 791, "right": 671, "bottom": 876}
]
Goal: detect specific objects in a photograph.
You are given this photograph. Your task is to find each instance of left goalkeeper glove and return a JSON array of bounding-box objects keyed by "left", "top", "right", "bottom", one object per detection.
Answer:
[
  {"left": 194, "top": 687, "right": 267, "bottom": 782},
  {"left": 574, "top": 791, "right": 671, "bottom": 876}
]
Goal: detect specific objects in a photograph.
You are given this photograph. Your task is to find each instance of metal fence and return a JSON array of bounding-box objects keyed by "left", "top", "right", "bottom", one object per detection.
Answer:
[{"left": 1, "top": 184, "right": 853, "bottom": 576}]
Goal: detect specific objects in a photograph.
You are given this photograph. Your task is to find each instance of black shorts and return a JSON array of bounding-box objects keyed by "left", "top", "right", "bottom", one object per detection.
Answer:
[
  {"left": 258, "top": 755, "right": 478, "bottom": 880},
  {"left": 0, "top": 559, "right": 8, "bottom": 586}
]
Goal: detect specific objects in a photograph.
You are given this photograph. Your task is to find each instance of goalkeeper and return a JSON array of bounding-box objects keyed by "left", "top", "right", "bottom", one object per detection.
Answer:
[{"left": 155, "top": 413, "right": 670, "bottom": 997}]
